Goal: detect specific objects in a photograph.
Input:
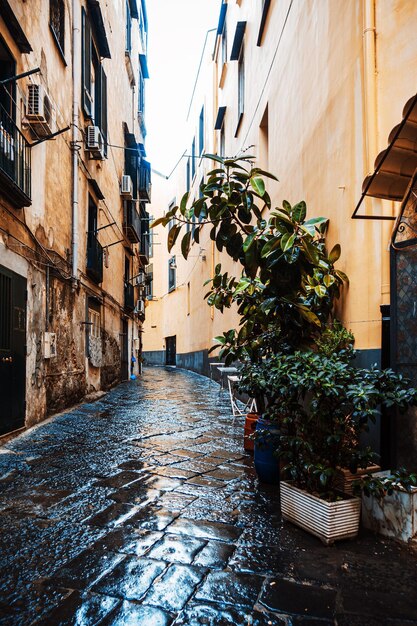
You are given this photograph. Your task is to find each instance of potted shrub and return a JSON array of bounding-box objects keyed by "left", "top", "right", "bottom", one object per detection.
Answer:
[
  {"left": 358, "top": 469, "right": 417, "bottom": 542},
  {"left": 239, "top": 348, "right": 417, "bottom": 544}
]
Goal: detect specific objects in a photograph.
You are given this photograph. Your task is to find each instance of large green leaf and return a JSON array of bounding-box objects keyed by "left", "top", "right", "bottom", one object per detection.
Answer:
[
  {"left": 150, "top": 216, "right": 167, "bottom": 229},
  {"left": 250, "top": 176, "right": 265, "bottom": 197},
  {"left": 250, "top": 168, "right": 279, "bottom": 181},
  {"left": 181, "top": 230, "right": 192, "bottom": 259},
  {"left": 291, "top": 201, "right": 306, "bottom": 223},
  {"left": 323, "top": 274, "right": 335, "bottom": 287},
  {"left": 243, "top": 231, "right": 257, "bottom": 252},
  {"left": 180, "top": 192, "right": 189, "bottom": 215},
  {"left": 302, "top": 239, "right": 320, "bottom": 264},
  {"left": 203, "top": 153, "right": 224, "bottom": 164},
  {"left": 329, "top": 243, "right": 341, "bottom": 263},
  {"left": 282, "top": 232, "right": 296, "bottom": 252},
  {"left": 168, "top": 224, "right": 181, "bottom": 252},
  {"left": 314, "top": 284, "right": 327, "bottom": 298}
]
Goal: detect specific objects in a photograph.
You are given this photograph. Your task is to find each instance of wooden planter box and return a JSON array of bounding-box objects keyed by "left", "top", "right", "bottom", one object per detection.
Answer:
[
  {"left": 280, "top": 481, "right": 361, "bottom": 545},
  {"left": 361, "top": 471, "right": 417, "bottom": 543},
  {"left": 334, "top": 465, "right": 381, "bottom": 495}
]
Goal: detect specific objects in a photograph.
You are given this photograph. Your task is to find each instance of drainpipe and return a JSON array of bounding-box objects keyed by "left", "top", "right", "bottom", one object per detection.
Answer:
[
  {"left": 71, "top": 0, "right": 80, "bottom": 288},
  {"left": 363, "top": 0, "right": 377, "bottom": 171},
  {"left": 364, "top": 0, "right": 391, "bottom": 305}
]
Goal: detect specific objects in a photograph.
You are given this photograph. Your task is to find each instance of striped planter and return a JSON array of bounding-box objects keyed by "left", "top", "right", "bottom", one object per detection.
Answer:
[
  {"left": 334, "top": 465, "right": 381, "bottom": 495},
  {"left": 280, "top": 481, "right": 361, "bottom": 545}
]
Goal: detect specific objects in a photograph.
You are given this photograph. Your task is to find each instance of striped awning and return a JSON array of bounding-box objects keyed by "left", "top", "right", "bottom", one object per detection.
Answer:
[{"left": 353, "top": 94, "right": 417, "bottom": 218}]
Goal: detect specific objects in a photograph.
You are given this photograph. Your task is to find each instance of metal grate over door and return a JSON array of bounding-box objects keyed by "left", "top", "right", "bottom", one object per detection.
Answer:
[{"left": 391, "top": 175, "right": 417, "bottom": 385}]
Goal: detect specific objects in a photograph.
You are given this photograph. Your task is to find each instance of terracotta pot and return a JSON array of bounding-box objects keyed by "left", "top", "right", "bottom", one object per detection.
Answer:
[{"left": 244, "top": 412, "right": 258, "bottom": 453}]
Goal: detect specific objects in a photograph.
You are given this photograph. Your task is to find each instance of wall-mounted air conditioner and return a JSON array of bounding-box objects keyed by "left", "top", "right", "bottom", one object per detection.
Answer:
[
  {"left": 26, "top": 84, "right": 54, "bottom": 136},
  {"left": 86, "top": 125, "right": 105, "bottom": 159},
  {"left": 121, "top": 174, "right": 133, "bottom": 198},
  {"left": 135, "top": 299, "right": 145, "bottom": 315}
]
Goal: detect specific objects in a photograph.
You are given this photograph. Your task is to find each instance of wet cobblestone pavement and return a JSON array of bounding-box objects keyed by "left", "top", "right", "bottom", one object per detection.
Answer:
[{"left": 1, "top": 367, "right": 417, "bottom": 625}]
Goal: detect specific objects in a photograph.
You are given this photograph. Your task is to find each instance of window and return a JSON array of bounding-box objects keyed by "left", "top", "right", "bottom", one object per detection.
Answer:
[
  {"left": 126, "top": 0, "right": 132, "bottom": 53},
  {"left": 50, "top": 0, "right": 65, "bottom": 56},
  {"left": 88, "top": 308, "right": 100, "bottom": 338},
  {"left": 220, "top": 125, "right": 225, "bottom": 157},
  {"left": 236, "top": 45, "right": 245, "bottom": 136},
  {"left": 0, "top": 37, "right": 16, "bottom": 120},
  {"left": 257, "top": 0, "right": 271, "bottom": 46},
  {"left": 191, "top": 138, "right": 196, "bottom": 179},
  {"left": 138, "top": 68, "right": 145, "bottom": 115},
  {"left": 187, "top": 282, "right": 190, "bottom": 316},
  {"left": 145, "top": 263, "right": 153, "bottom": 299},
  {"left": 168, "top": 256, "right": 176, "bottom": 292},
  {"left": 82, "top": 8, "right": 108, "bottom": 154},
  {"left": 199, "top": 107, "right": 204, "bottom": 156}
]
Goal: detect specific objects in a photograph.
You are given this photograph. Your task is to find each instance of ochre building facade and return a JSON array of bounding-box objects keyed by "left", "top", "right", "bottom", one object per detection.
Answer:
[{"left": 0, "top": 0, "right": 152, "bottom": 436}]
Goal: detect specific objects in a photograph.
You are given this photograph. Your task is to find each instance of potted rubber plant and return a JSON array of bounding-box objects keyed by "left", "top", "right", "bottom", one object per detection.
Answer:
[{"left": 153, "top": 155, "right": 347, "bottom": 482}]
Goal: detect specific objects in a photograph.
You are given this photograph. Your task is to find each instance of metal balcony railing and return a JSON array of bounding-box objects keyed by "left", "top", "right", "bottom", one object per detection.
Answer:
[
  {"left": 139, "top": 158, "right": 151, "bottom": 202},
  {"left": 0, "top": 104, "right": 31, "bottom": 207},
  {"left": 123, "top": 200, "right": 141, "bottom": 243},
  {"left": 124, "top": 282, "right": 135, "bottom": 311},
  {"left": 86, "top": 234, "right": 103, "bottom": 284}
]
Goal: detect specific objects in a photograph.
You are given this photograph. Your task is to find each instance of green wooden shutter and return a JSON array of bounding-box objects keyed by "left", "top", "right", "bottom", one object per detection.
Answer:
[{"left": 82, "top": 8, "right": 92, "bottom": 116}]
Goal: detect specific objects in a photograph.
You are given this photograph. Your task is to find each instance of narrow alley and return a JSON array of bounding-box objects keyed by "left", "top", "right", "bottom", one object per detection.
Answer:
[{"left": 0, "top": 368, "right": 416, "bottom": 626}]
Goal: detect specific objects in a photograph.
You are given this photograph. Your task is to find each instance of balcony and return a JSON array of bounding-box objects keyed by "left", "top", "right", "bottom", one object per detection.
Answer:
[
  {"left": 0, "top": 104, "right": 31, "bottom": 207},
  {"left": 86, "top": 234, "right": 103, "bottom": 284},
  {"left": 139, "top": 159, "right": 151, "bottom": 202},
  {"left": 123, "top": 200, "right": 141, "bottom": 243},
  {"left": 124, "top": 282, "right": 135, "bottom": 311}
]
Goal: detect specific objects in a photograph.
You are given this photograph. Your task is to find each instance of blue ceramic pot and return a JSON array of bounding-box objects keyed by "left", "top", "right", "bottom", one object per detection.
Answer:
[{"left": 254, "top": 416, "right": 280, "bottom": 484}]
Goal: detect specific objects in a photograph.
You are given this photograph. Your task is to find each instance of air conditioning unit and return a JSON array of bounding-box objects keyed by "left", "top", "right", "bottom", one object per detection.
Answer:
[
  {"left": 121, "top": 174, "right": 133, "bottom": 198},
  {"left": 86, "top": 125, "right": 105, "bottom": 159},
  {"left": 26, "top": 84, "right": 54, "bottom": 136},
  {"left": 135, "top": 299, "right": 145, "bottom": 315}
]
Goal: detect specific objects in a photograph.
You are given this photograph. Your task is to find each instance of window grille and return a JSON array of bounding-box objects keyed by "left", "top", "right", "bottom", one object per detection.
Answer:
[{"left": 50, "top": 0, "right": 65, "bottom": 54}]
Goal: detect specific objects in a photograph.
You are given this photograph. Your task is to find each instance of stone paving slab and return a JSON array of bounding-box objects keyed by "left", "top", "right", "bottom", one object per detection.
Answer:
[{"left": 0, "top": 367, "right": 417, "bottom": 626}]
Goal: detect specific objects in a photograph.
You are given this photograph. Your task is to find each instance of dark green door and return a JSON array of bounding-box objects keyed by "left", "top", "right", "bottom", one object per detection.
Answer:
[{"left": 0, "top": 265, "right": 26, "bottom": 435}]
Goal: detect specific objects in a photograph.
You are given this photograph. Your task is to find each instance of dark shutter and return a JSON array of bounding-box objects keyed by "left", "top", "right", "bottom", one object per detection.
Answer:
[
  {"left": 82, "top": 8, "right": 92, "bottom": 116},
  {"left": 124, "top": 145, "right": 138, "bottom": 199},
  {"left": 101, "top": 66, "right": 107, "bottom": 155}
]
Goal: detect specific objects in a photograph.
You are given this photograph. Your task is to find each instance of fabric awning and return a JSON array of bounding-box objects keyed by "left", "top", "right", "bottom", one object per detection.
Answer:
[{"left": 353, "top": 93, "right": 417, "bottom": 218}]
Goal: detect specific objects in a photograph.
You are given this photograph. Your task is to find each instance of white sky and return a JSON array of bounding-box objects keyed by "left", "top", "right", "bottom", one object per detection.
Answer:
[{"left": 145, "top": 0, "right": 221, "bottom": 175}]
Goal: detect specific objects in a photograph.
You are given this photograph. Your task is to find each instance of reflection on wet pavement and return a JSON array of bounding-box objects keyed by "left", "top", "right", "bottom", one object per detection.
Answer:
[{"left": 0, "top": 367, "right": 417, "bottom": 625}]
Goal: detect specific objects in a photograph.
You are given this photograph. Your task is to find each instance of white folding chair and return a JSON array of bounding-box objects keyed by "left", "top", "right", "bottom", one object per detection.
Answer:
[{"left": 227, "top": 375, "right": 257, "bottom": 418}]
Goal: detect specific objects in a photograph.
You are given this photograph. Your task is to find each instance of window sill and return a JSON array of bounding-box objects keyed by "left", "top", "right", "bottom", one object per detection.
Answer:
[{"left": 49, "top": 24, "right": 67, "bottom": 66}]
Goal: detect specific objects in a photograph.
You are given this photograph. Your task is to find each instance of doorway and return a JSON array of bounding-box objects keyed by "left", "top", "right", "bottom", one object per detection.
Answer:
[
  {"left": 0, "top": 265, "right": 26, "bottom": 435},
  {"left": 165, "top": 335, "right": 176, "bottom": 366}
]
